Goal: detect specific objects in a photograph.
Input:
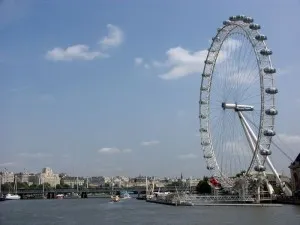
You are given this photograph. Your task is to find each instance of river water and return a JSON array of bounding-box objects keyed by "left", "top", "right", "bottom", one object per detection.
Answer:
[{"left": 0, "top": 198, "right": 299, "bottom": 225}]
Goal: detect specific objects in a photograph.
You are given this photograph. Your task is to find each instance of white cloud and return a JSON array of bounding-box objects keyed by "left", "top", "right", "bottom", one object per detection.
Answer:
[
  {"left": 0, "top": 162, "right": 14, "bottom": 167},
  {"left": 98, "top": 147, "right": 132, "bottom": 154},
  {"left": 98, "top": 147, "right": 120, "bottom": 154},
  {"left": 134, "top": 57, "right": 150, "bottom": 69},
  {"left": 158, "top": 47, "right": 208, "bottom": 80},
  {"left": 18, "top": 152, "right": 52, "bottom": 158},
  {"left": 46, "top": 24, "right": 123, "bottom": 61},
  {"left": 177, "top": 153, "right": 198, "bottom": 159},
  {"left": 141, "top": 39, "right": 241, "bottom": 80},
  {"left": 140, "top": 140, "right": 160, "bottom": 146},
  {"left": 99, "top": 24, "right": 123, "bottom": 48},
  {"left": 134, "top": 57, "right": 143, "bottom": 65},
  {"left": 46, "top": 44, "right": 104, "bottom": 61}
]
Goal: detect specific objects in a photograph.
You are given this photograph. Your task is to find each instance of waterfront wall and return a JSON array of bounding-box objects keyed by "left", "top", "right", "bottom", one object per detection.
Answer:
[{"left": 275, "top": 196, "right": 300, "bottom": 205}]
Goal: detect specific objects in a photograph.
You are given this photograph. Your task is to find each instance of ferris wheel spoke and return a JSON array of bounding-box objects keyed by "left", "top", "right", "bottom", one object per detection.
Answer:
[{"left": 239, "top": 93, "right": 261, "bottom": 103}]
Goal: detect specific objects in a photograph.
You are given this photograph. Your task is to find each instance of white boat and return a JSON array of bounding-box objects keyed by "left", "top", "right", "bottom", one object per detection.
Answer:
[
  {"left": 5, "top": 175, "right": 21, "bottom": 200},
  {"left": 120, "top": 191, "right": 131, "bottom": 199},
  {"left": 5, "top": 193, "right": 21, "bottom": 200},
  {"left": 56, "top": 194, "right": 64, "bottom": 199}
]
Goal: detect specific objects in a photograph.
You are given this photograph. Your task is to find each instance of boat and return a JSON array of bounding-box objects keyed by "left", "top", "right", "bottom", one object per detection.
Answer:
[
  {"left": 5, "top": 175, "right": 21, "bottom": 200},
  {"left": 109, "top": 177, "right": 120, "bottom": 202},
  {"left": 64, "top": 192, "right": 81, "bottom": 199},
  {"left": 111, "top": 195, "right": 120, "bottom": 202},
  {"left": 5, "top": 193, "right": 21, "bottom": 200},
  {"left": 56, "top": 194, "right": 64, "bottom": 199},
  {"left": 146, "top": 192, "right": 194, "bottom": 206},
  {"left": 146, "top": 184, "right": 194, "bottom": 206},
  {"left": 120, "top": 191, "right": 131, "bottom": 199}
]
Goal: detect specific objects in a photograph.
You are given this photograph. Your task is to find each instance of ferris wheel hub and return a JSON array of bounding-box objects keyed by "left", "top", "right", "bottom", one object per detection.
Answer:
[{"left": 221, "top": 102, "right": 254, "bottom": 111}]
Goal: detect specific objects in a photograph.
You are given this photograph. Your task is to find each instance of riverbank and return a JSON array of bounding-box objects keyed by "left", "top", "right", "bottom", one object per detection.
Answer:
[{"left": 275, "top": 196, "right": 300, "bottom": 205}]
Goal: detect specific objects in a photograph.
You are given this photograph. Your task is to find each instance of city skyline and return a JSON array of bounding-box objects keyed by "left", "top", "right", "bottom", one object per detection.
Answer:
[{"left": 1, "top": 0, "right": 300, "bottom": 177}]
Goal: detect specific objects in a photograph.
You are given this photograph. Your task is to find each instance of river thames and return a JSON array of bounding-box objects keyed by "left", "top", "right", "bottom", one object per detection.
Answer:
[{"left": 0, "top": 198, "right": 299, "bottom": 225}]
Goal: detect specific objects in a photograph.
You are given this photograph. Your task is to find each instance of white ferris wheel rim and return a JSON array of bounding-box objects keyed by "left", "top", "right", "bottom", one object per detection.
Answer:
[{"left": 199, "top": 15, "right": 278, "bottom": 188}]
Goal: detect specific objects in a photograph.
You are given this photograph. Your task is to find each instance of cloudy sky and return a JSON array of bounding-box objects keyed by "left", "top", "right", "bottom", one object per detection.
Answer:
[{"left": 0, "top": 0, "right": 299, "bottom": 178}]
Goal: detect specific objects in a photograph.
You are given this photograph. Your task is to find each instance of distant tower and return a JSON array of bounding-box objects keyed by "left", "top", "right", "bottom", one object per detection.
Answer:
[{"left": 180, "top": 172, "right": 183, "bottom": 180}]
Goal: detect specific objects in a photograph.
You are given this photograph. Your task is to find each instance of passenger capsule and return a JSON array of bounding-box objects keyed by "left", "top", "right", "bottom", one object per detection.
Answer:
[
  {"left": 237, "top": 15, "right": 246, "bottom": 20},
  {"left": 254, "top": 165, "right": 266, "bottom": 172},
  {"left": 265, "top": 108, "right": 278, "bottom": 116},
  {"left": 265, "top": 87, "right": 278, "bottom": 94},
  {"left": 200, "top": 114, "right": 207, "bottom": 119},
  {"left": 201, "top": 141, "right": 210, "bottom": 146},
  {"left": 243, "top": 17, "right": 254, "bottom": 23},
  {"left": 202, "top": 73, "right": 211, "bottom": 78},
  {"left": 207, "top": 166, "right": 215, "bottom": 170},
  {"left": 249, "top": 23, "right": 261, "bottom": 30},
  {"left": 260, "top": 149, "right": 272, "bottom": 156},
  {"left": 236, "top": 15, "right": 242, "bottom": 20},
  {"left": 204, "top": 154, "right": 213, "bottom": 159},
  {"left": 255, "top": 35, "right": 267, "bottom": 41},
  {"left": 201, "top": 86, "right": 209, "bottom": 91},
  {"left": 223, "top": 20, "right": 231, "bottom": 26},
  {"left": 264, "top": 67, "right": 276, "bottom": 74},
  {"left": 260, "top": 49, "right": 273, "bottom": 56},
  {"left": 205, "top": 59, "right": 213, "bottom": 64},
  {"left": 212, "top": 36, "right": 221, "bottom": 42},
  {"left": 200, "top": 128, "right": 208, "bottom": 132},
  {"left": 229, "top": 16, "right": 237, "bottom": 21},
  {"left": 264, "top": 129, "right": 276, "bottom": 136}
]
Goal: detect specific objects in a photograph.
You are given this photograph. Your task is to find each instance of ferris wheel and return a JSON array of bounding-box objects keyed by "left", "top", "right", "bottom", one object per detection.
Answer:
[{"left": 199, "top": 15, "right": 292, "bottom": 196}]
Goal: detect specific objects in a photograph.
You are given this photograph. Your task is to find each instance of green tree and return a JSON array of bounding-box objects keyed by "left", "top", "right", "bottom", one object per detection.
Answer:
[
  {"left": 17, "top": 182, "right": 29, "bottom": 189},
  {"left": 37, "top": 182, "right": 51, "bottom": 190},
  {"left": 62, "top": 183, "right": 70, "bottom": 188},
  {"left": 1, "top": 183, "right": 13, "bottom": 191},
  {"left": 196, "top": 177, "right": 212, "bottom": 194},
  {"left": 29, "top": 184, "right": 38, "bottom": 189}
]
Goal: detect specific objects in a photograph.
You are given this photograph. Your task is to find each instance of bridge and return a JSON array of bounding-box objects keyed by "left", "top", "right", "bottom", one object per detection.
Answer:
[{"left": 1, "top": 186, "right": 196, "bottom": 199}]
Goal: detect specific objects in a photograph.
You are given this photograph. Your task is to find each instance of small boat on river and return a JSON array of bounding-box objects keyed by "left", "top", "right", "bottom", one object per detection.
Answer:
[{"left": 111, "top": 195, "right": 120, "bottom": 202}]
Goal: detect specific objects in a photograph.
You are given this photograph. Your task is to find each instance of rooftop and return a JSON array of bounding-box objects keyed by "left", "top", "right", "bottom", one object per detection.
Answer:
[{"left": 289, "top": 153, "right": 300, "bottom": 169}]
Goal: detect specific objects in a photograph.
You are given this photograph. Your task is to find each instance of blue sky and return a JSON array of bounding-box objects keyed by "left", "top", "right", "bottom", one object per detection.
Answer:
[{"left": 0, "top": 0, "right": 299, "bottom": 177}]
